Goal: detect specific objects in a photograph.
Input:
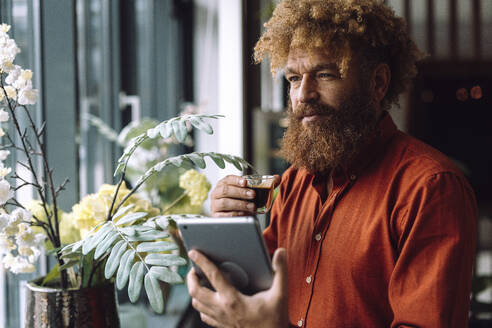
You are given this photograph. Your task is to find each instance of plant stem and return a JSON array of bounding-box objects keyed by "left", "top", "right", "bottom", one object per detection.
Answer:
[
  {"left": 21, "top": 105, "right": 68, "bottom": 289},
  {"left": 106, "top": 171, "right": 125, "bottom": 221},
  {"left": 0, "top": 80, "right": 68, "bottom": 289},
  {"left": 162, "top": 191, "right": 187, "bottom": 214}
]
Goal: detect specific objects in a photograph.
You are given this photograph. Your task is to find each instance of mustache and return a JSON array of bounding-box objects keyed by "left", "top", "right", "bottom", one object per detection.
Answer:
[{"left": 290, "top": 102, "right": 338, "bottom": 120}]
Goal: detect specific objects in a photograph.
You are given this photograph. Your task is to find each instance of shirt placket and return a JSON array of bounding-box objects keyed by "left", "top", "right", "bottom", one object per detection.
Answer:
[{"left": 297, "top": 177, "right": 353, "bottom": 327}]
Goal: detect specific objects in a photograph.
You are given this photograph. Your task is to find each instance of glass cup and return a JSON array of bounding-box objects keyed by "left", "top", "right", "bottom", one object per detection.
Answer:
[{"left": 243, "top": 175, "right": 276, "bottom": 214}]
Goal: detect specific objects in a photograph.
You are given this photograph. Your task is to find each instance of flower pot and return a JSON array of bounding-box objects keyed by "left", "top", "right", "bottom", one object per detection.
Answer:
[{"left": 25, "top": 277, "right": 120, "bottom": 328}]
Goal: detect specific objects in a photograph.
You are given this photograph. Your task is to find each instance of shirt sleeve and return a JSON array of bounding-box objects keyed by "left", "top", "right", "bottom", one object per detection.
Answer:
[
  {"left": 389, "top": 172, "right": 477, "bottom": 328},
  {"left": 263, "top": 171, "right": 290, "bottom": 256}
]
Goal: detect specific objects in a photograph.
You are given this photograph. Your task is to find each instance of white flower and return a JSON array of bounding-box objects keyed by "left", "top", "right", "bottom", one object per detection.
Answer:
[
  {"left": 0, "top": 109, "right": 9, "bottom": 122},
  {"left": 11, "top": 208, "right": 32, "bottom": 223},
  {"left": 0, "top": 150, "right": 9, "bottom": 160},
  {"left": 21, "top": 69, "right": 32, "bottom": 81},
  {"left": 2, "top": 252, "right": 14, "bottom": 268},
  {"left": 0, "top": 38, "right": 20, "bottom": 68},
  {"left": 18, "top": 245, "right": 40, "bottom": 263},
  {"left": 17, "top": 87, "right": 38, "bottom": 105},
  {"left": 15, "top": 223, "right": 43, "bottom": 250},
  {"left": 0, "top": 24, "right": 10, "bottom": 33},
  {"left": 0, "top": 234, "right": 15, "bottom": 254},
  {"left": 0, "top": 165, "right": 11, "bottom": 178},
  {"left": 0, "top": 213, "right": 10, "bottom": 231},
  {"left": 3, "top": 253, "right": 35, "bottom": 274},
  {"left": 10, "top": 68, "right": 33, "bottom": 90},
  {"left": 0, "top": 179, "right": 13, "bottom": 206},
  {"left": 5, "top": 65, "right": 20, "bottom": 85},
  {"left": 4, "top": 85, "right": 16, "bottom": 99}
]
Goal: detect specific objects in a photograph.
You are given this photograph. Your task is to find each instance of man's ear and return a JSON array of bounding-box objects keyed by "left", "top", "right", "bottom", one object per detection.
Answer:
[{"left": 370, "top": 63, "right": 391, "bottom": 104}]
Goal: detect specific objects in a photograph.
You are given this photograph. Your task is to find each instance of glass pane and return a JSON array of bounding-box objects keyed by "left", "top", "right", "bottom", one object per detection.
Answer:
[
  {"left": 457, "top": 0, "right": 473, "bottom": 59},
  {"left": 434, "top": 0, "right": 450, "bottom": 59},
  {"left": 481, "top": 0, "right": 492, "bottom": 58},
  {"left": 410, "top": 0, "right": 427, "bottom": 55},
  {"left": 77, "top": 0, "right": 115, "bottom": 196},
  {"left": 387, "top": 0, "right": 404, "bottom": 17}
]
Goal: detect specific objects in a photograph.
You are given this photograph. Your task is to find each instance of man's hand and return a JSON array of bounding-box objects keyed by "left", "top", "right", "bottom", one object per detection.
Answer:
[
  {"left": 186, "top": 248, "right": 289, "bottom": 328},
  {"left": 210, "top": 175, "right": 281, "bottom": 217}
]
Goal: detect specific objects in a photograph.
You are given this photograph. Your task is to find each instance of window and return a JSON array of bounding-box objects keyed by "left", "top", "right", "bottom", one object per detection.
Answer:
[{"left": 0, "top": 0, "right": 194, "bottom": 326}]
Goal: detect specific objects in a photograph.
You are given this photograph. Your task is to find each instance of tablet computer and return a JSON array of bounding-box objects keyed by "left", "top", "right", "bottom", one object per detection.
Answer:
[{"left": 176, "top": 216, "right": 273, "bottom": 295}]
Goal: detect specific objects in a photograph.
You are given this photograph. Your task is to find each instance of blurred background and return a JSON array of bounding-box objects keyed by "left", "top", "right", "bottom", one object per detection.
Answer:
[{"left": 0, "top": 0, "right": 490, "bottom": 327}]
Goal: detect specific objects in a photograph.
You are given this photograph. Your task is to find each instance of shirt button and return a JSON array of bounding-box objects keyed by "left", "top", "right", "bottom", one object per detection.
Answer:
[
  {"left": 350, "top": 174, "right": 357, "bottom": 180},
  {"left": 315, "top": 233, "right": 322, "bottom": 241},
  {"left": 306, "top": 275, "right": 312, "bottom": 284},
  {"left": 297, "top": 319, "right": 303, "bottom": 327}
]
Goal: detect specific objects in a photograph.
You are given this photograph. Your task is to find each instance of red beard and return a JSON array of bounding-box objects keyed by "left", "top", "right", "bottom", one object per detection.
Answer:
[{"left": 278, "top": 90, "right": 379, "bottom": 174}]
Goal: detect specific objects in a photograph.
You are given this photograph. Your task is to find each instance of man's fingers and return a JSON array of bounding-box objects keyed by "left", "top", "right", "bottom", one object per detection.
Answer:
[
  {"left": 211, "top": 197, "right": 255, "bottom": 214},
  {"left": 211, "top": 183, "right": 255, "bottom": 201},
  {"left": 200, "top": 312, "right": 222, "bottom": 328},
  {"left": 186, "top": 267, "right": 217, "bottom": 301},
  {"left": 217, "top": 174, "right": 248, "bottom": 188},
  {"left": 270, "top": 248, "right": 288, "bottom": 297},
  {"left": 191, "top": 297, "right": 216, "bottom": 318},
  {"left": 189, "top": 250, "right": 233, "bottom": 294}
]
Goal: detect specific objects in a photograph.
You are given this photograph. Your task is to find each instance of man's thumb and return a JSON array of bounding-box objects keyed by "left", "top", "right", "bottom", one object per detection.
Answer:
[{"left": 271, "top": 248, "right": 287, "bottom": 292}]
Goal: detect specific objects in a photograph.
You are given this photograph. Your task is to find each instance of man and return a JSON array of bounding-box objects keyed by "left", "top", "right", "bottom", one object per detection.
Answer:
[{"left": 187, "top": 1, "right": 477, "bottom": 327}]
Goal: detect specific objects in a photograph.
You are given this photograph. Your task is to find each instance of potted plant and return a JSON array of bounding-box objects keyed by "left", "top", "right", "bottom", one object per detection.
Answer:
[{"left": 0, "top": 23, "right": 251, "bottom": 327}]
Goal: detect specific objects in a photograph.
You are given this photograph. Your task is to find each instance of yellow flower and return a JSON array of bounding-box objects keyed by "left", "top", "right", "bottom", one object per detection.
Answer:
[
  {"left": 72, "top": 194, "right": 108, "bottom": 238},
  {"left": 72, "top": 183, "right": 160, "bottom": 238},
  {"left": 179, "top": 169, "right": 211, "bottom": 206},
  {"left": 59, "top": 212, "right": 80, "bottom": 244},
  {"left": 163, "top": 196, "right": 202, "bottom": 215}
]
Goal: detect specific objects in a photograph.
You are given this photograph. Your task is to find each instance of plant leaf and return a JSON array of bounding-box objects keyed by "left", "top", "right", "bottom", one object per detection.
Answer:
[
  {"left": 115, "top": 212, "right": 148, "bottom": 226},
  {"left": 136, "top": 241, "right": 178, "bottom": 253},
  {"left": 149, "top": 266, "right": 183, "bottom": 284},
  {"left": 126, "top": 230, "right": 170, "bottom": 242},
  {"left": 41, "top": 264, "right": 60, "bottom": 286},
  {"left": 207, "top": 152, "right": 225, "bottom": 169},
  {"left": 223, "top": 154, "right": 243, "bottom": 172},
  {"left": 59, "top": 260, "right": 78, "bottom": 271},
  {"left": 189, "top": 116, "right": 213, "bottom": 134},
  {"left": 144, "top": 253, "right": 187, "bottom": 266},
  {"left": 128, "top": 261, "right": 145, "bottom": 303},
  {"left": 105, "top": 240, "right": 127, "bottom": 279},
  {"left": 82, "top": 222, "right": 112, "bottom": 255},
  {"left": 144, "top": 273, "right": 164, "bottom": 313},
  {"left": 94, "top": 231, "right": 119, "bottom": 260},
  {"left": 185, "top": 153, "right": 206, "bottom": 169},
  {"left": 112, "top": 204, "right": 135, "bottom": 221},
  {"left": 115, "top": 133, "right": 149, "bottom": 176},
  {"left": 116, "top": 249, "right": 135, "bottom": 290},
  {"left": 154, "top": 217, "right": 169, "bottom": 230},
  {"left": 171, "top": 118, "right": 187, "bottom": 143}
]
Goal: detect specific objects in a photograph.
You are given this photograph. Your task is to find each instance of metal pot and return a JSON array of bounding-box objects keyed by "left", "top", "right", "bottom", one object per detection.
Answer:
[{"left": 25, "top": 278, "right": 120, "bottom": 328}]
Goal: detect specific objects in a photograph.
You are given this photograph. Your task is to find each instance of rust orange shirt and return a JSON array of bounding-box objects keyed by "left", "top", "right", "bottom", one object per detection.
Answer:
[{"left": 263, "top": 113, "right": 477, "bottom": 328}]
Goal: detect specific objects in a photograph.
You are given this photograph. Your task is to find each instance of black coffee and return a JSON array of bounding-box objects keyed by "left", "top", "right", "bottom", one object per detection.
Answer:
[{"left": 252, "top": 186, "right": 271, "bottom": 208}]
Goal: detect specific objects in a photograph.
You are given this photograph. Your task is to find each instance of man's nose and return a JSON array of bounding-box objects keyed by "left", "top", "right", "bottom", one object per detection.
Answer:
[{"left": 298, "top": 75, "right": 319, "bottom": 103}]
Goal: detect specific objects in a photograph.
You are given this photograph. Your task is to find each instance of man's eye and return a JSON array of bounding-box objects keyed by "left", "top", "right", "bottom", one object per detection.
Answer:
[
  {"left": 318, "top": 72, "right": 336, "bottom": 79},
  {"left": 287, "top": 76, "right": 301, "bottom": 83}
]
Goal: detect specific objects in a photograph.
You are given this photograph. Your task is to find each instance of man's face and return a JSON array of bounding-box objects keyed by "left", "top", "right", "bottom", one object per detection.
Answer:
[{"left": 279, "top": 48, "right": 380, "bottom": 174}]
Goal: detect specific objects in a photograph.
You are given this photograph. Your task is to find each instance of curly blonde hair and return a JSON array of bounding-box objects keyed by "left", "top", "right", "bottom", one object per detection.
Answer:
[{"left": 254, "top": 0, "right": 425, "bottom": 109}]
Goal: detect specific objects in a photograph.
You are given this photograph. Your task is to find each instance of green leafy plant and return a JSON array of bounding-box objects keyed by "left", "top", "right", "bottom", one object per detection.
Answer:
[{"left": 60, "top": 114, "right": 252, "bottom": 313}]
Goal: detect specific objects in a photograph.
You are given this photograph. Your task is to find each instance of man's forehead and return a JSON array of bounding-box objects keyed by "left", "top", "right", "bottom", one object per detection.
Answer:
[{"left": 285, "top": 48, "right": 340, "bottom": 71}]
